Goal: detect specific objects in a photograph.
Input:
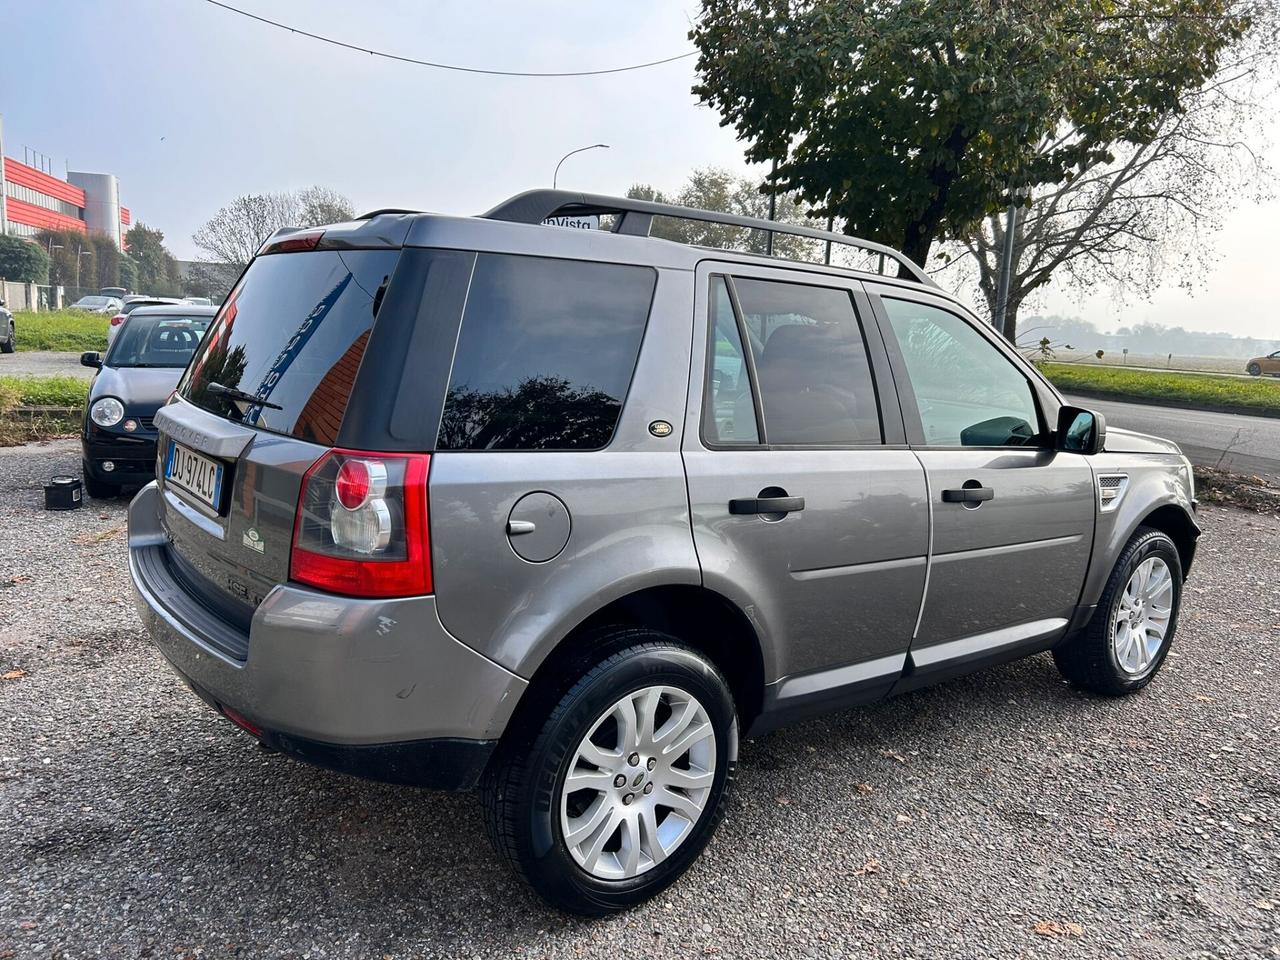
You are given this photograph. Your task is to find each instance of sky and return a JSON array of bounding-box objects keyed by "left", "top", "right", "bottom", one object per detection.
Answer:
[{"left": 2, "top": 0, "right": 1277, "bottom": 340}]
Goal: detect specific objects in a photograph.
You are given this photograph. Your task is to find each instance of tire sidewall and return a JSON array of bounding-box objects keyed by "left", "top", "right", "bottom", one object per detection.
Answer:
[
  {"left": 1102, "top": 532, "right": 1182, "bottom": 690},
  {"left": 1247, "top": 363, "right": 1261, "bottom": 376},
  {"left": 519, "top": 644, "right": 737, "bottom": 914}
]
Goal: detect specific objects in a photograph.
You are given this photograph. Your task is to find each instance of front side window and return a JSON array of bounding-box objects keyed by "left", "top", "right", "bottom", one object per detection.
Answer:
[
  {"left": 437, "top": 254, "right": 656, "bottom": 451},
  {"left": 881, "top": 298, "right": 1042, "bottom": 447},
  {"left": 732, "top": 278, "right": 882, "bottom": 445}
]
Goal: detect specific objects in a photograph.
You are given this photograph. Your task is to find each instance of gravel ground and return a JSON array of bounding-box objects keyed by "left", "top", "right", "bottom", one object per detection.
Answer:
[{"left": 2, "top": 439, "right": 1278, "bottom": 959}]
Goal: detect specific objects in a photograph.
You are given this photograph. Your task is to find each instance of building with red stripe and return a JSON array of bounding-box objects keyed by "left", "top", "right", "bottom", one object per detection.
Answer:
[{"left": 1, "top": 156, "right": 131, "bottom": 247}]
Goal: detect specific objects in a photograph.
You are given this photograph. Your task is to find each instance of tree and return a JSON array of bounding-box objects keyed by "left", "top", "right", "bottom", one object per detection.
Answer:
[
  {"left": 192, "top": 186, "right": 356, "bottom": 275},
  {"left": 947, "top": 9, "right": 1278, "bottom": 340},
  {"left": 0, "top": 235, "right": 50, "bottom": 283},
  {"left": 126, "top": 223, "right": 183, "bottom": 295},
  {"left": 627, "top": 167, "right": 813, "bottom": 257},
  {"left": 298, "top": 186, "right": 356, "bottom": 226},
  {"left": 691, "top": 0, "right": 1253, "bottom": 268}
]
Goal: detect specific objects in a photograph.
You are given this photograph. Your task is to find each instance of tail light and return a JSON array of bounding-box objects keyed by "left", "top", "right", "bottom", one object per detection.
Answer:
[
  {"left": 110, "top": 313, "right": 126, "bottom": 327},
  {"left": 290, "top": 449, "right": 431, "bottom": 598}
]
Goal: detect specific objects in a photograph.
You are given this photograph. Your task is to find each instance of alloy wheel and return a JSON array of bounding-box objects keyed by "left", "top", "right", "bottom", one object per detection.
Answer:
[
  {"left": 559, "top": 685, "right": 716, "bottom": 880},
  {"left": 1112, "top": 556, "right": 1174, "bottom": 675}
]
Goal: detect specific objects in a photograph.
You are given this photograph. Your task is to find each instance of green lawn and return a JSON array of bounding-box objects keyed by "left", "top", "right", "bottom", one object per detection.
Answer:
[
  {"left": 1040, "top": 362, "right": 1280, "bottom": 414},
  {"left": 12, "top": 310, "right": 108, "bottom": 352},
  {"left": 0, "top": 374, "right": 90, "bottom": 408}
]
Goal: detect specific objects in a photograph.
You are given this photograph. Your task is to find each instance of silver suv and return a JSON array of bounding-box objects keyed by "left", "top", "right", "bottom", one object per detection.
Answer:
[{"left": 128, "top": 191, "right": 1199, "bottom": 914}]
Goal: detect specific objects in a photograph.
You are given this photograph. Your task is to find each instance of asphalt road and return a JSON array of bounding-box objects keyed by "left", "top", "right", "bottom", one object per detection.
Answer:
[
  {"left": 1067, "top": 394, "right": 1280, "bottom": 480},
  {"left": 0, "top": 351, "right": 95, "bottom": 380},
  {"left": 2, "top": 439, "right": 1279, "bottom": 959}
]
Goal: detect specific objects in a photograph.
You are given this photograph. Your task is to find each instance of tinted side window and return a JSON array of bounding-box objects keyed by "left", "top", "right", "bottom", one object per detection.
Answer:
[
  {"left": 437, "top": 255, "right": 655, "bottom": 451},
  {"left": 704, "top": 278, "right": 759, "bottom": 444},
  {"left": 881, "top": 298, "right": 1042, "bottom": 447},
  {"left": 733, "top": 278, "right": 882, "bottom": 445}
]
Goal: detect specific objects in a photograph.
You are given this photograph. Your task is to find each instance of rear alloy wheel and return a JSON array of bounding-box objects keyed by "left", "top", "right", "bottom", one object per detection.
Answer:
[
  {"left": 1247, "top": 362, "right": 1262, "bottom": 376},
  {"left": 1053, "top": 526, "right": 1182, "bottom": 695},
  {"left": 481, "top": 632, "right": 737, "bottom": 915}
]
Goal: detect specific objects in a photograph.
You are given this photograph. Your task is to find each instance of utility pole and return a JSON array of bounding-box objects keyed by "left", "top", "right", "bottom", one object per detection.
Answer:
[
  {"left": 993, "top": 189, "right": 1020, "bottom": 338},
  {"left": 0, "top": 115, "right": 7, "bottom": 237}
]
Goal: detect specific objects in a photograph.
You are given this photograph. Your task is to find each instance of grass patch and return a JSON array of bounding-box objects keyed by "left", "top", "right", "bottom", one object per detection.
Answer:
[
  {"left": 0, "top": 374, "right": 90, "bottom": 408},
  {"left": 1040, "top": 362, "right": 1280, "bottom": 414},
  {"left": 12, "top": 309, "right": 107, "bottom": 352}
]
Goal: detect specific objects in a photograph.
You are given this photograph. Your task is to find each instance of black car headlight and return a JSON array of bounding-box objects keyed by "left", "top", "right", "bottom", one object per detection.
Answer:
[{"left": 90, "top": 396, "right": 125, "bottom": 427}]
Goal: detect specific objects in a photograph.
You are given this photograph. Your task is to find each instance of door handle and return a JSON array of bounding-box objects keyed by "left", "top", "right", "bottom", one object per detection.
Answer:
[
  {"left": 729, "top": 496, "right": 806, "bottom": 515},
  {"left": 941, "top": 486, "right": 994, "bottom": 503}
]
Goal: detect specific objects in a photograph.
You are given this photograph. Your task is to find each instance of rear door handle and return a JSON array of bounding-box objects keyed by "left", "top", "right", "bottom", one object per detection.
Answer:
[
  {"left": 941, "top": 487, "right": 994, "bottom": 503},
  {"left": 729, "top": 496, "right": 806, "bottom": 515}
]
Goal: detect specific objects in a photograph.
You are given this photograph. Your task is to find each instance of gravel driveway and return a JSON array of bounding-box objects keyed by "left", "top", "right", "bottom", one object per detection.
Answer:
[{"left": 2, "top": 439, "right": 1278, "bottom": 959}]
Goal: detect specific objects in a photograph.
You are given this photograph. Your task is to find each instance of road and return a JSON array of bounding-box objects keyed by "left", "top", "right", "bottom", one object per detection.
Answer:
[
  {"left": 0, "top": 350, "right": 95, "bottom": 380},
  {"left": 1067, "top": 394, "right": 1280, "bottom": 480}
]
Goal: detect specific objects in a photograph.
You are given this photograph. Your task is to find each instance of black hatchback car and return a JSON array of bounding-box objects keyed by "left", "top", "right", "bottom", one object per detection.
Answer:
[{"left": 81, "top": 305, "right": 217, "bottom": 497}]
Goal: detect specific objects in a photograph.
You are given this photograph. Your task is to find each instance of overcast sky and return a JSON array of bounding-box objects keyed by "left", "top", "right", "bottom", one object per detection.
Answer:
[{"left": 3, "top": 0, "right": 1276, "bottom": 339}]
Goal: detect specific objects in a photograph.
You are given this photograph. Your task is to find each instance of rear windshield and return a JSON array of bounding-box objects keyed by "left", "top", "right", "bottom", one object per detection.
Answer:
[
  {"left": 107, "top": 315, "right": 211, "bottom": 368},
  {"left": 178, "top": 249, "right": 400, "bottom": 444}
]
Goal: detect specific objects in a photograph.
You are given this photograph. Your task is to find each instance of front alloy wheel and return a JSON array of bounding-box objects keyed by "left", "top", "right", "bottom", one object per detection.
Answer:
[
  {"left": 1054, "top": 526, "right": 1183, "bottom": 695},
  {"left": 1111, "top": 556, "right": 1174, "bottom": 676}
]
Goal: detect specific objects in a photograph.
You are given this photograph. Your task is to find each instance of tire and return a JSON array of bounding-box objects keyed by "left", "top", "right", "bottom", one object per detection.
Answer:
[
  {"left": 82, "top": 463, "right": 121, "bottom": 500},
  {"left": 0, "top": 322, "right": 14, "bottom": 353},
  {"left": 1247, "top": 362, "right": 1262, "bottom": 377},
  {"left": 1053, "top": 526, "right": 1182, "bottom": 696},
  {"left": 481, "top": 629, "right": 738, "bottom": 916}
]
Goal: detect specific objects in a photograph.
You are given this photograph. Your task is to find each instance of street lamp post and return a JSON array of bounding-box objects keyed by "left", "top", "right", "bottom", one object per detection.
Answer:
[{"left": 553, "top": 143, "right": 610, "bottom": 189}]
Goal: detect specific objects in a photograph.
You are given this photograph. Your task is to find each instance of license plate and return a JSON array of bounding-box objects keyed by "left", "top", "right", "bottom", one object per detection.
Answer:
[{"left": 164, "top": 440, "right": 224, "bottom": 510}]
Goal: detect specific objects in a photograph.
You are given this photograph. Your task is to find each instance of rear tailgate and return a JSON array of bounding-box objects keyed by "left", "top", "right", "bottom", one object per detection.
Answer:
[{"left": 154, "top": 246, "right": 402, "bottom": 639}]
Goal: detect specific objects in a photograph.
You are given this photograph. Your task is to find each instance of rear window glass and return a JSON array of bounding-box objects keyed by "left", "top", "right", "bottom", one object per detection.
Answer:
[
  {"left": 107, "top": 315, "right": 212, "bottom": 368},
  {"left": 179, "top": 249, "right": 400, "bottom": 445},
  {"left": 437, "top": 254, "right": 656, "bottom": 451}
]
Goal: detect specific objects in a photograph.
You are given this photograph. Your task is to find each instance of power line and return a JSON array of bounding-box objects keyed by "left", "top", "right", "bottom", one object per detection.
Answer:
[{"left": 203, "top": 0, "right": 697, "bottom": 77}]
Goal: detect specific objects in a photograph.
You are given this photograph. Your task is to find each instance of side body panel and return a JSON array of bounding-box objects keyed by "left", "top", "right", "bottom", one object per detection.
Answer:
[
  {"left": 429, "top": 266, "right": 701, "bottom": 677},
  {"left": 682, "top": 261, "right": 930, "bottom": 697}
]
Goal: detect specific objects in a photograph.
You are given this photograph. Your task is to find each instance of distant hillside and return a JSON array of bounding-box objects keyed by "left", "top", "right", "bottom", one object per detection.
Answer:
[{"left": 1022, "top": 315, "right": 1279, "bottom": 360}]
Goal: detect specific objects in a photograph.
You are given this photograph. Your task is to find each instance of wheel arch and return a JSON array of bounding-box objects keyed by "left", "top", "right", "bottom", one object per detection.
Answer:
[{"left": 500, "top": 585, "right": 768, "bottom": 743}]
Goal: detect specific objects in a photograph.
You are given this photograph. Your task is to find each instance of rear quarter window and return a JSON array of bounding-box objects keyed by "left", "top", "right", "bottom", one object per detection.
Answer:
[{"left": 437, "top": 254, "right": 656, "bottom": 451}]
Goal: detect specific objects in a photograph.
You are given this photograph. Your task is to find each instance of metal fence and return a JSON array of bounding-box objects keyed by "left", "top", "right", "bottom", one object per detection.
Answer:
[{"left": 0, "top": 281, "right": 103, "bottom": 311}]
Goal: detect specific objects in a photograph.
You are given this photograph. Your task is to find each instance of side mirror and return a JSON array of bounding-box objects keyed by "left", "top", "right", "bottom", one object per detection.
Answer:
[
  {"left": 80, "top": 352, "right": 102, "bottom": 369},
  {"left": 0, "top": 298, "right": 6, "bottom": 307},
  {"left": 1056, "top": 405, "right": 1106, "bottom": 455}
]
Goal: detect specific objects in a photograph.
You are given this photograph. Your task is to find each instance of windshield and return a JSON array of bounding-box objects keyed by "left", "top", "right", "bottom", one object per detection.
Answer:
[
  {"left": 76, "top": 297, "right": 108, "bottom": 308},
  {"left": 106, "top": 315, "right": 211, "bottom": 368}
]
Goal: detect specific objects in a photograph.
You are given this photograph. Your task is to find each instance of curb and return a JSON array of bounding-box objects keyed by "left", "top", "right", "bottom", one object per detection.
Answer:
[{"left": 1063, "top": 388, "right": 1280, "bottom": 421}]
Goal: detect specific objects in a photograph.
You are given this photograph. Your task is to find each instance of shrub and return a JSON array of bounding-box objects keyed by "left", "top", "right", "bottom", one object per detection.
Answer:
[{"left": 0, "top": 235, "right": 51, "bottom": 284}]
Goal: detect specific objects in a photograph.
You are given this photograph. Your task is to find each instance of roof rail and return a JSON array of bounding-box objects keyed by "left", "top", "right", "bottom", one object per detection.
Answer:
[
  {"left": 356, "top": 207, "right": 424, "bottom": 219},
  {"left": 481, "top": 189, "right": 935, "bottom": 287}
]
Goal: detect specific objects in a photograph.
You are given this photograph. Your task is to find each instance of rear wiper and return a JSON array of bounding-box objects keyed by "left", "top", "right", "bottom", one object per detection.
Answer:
[{"left": 206, "top": 381, "right": 283, "bottom": 410}]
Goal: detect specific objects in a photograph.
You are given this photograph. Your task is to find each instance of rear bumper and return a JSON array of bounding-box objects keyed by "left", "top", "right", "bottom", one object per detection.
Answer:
[{"left": 127, "top": 482, "right": 526, "bottom": 790}]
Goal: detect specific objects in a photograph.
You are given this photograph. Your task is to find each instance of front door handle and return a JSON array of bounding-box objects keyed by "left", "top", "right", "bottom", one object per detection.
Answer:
[
  {"left": 729, "top": 496, "right": 806, "bottom": 515},
  {"left": 941, "top": 486, "right": 994, "bottom": 503}
]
